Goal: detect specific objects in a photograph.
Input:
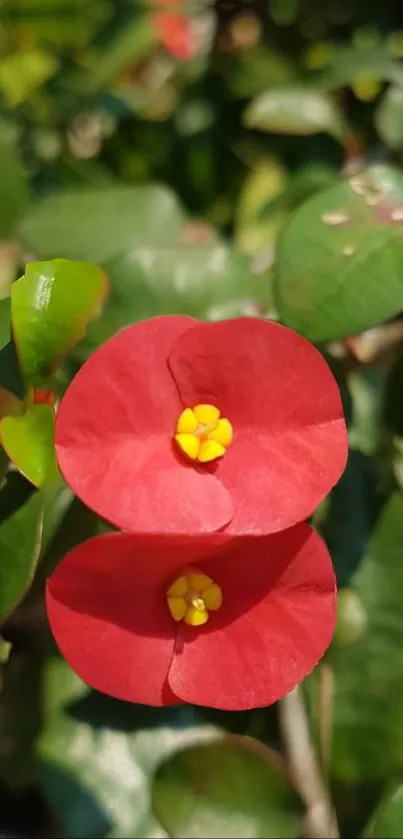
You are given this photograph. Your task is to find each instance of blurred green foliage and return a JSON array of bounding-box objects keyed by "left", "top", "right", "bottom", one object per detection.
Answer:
[{"left": 1, "top": 0, "right": 403, "bottom": 837}]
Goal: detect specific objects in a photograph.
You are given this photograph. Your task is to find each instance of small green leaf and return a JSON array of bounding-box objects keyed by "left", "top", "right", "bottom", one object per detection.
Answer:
[
  {"left": 0, "top": 491, "right": 43, "bottom": 621},
  {"left": 12, "top": 259, "right": 107, "bottom": 384},
  {"left": 244, "top": 87, "right": 347, "bottom": 141},
  {"left": 18, "top": 184, "right": 185, "bottom": 263},
  {"left": 38, "top": 658, "right": 220, "bottom": 838},
  {"left": 1, "top": 404, "right": 59, "bottom": 488},
  {"left": 275, "top": 165, "right": 403, "bottom": 341},
  {"left": 365, "top": 781, "right": 403, "bottom": 837},
  {"left": 153, "top": 738, "right": 302, "bottom": 839}
]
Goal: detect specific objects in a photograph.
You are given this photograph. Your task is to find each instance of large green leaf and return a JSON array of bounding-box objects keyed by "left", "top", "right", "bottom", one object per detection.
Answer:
[
  {"left": 365, "top": 781, "right": 403, "bottom": 837},
  {"left": 0, "top": 491, "right": 43, "bottom": 622},
  {"left": 12, "top": 259, "right": 107, "bottom": 384},
  {"left": 17, "top": 185, "right": 186, "bottom": 263},
  {"left": 275, "top": 165, "right": 403, "bottom": 341},
  {"left": 81, "top": 241, "right": 270, "bottom": 353},
  {"left": 153, "top": 739, "right": 302, "bottom": 838},
  {"left": 38, "top": 658, "right": 220, "bottom": 838},
  {"left": 243, "top": 87, "right": 347, "bottom": 141},
  {"left": 312, "top": 494, "right": 403, "bottom": 782}
]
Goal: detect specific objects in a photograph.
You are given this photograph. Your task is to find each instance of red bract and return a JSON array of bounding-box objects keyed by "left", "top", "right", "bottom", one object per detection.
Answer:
[
  {"left": 46, "top": 524, "right": 335, "bottom": 710},
  {"left": 56, "top": 316, "right": 347, "bottom": 536},
  {"left": 152, "top": 0, "right": 195, "bottom": 61}
]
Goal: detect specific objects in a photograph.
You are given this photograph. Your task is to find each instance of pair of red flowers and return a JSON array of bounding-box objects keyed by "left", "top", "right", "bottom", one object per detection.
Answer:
[{"left": 47, "top": 316, "right": 347, "bottom": 710}]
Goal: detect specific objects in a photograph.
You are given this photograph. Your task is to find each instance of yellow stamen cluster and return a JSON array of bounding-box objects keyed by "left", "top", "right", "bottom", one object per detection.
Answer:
[
  {"left": 174, "top": 404, "right": 233, "bottom": 463},
  {"left": 166, "top": 570, "right": 223, "bottom": 627}
]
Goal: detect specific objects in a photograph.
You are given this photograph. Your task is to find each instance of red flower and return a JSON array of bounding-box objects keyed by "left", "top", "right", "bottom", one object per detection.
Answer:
[
  {"left": 46, "top": 524, "right": 335, "bottom": 709},
  {"left": 56, "top": 316, "right": 347, "bottom": 536},
  {"left": 152, "top": 0, "right": 195, "bottom": 61}
]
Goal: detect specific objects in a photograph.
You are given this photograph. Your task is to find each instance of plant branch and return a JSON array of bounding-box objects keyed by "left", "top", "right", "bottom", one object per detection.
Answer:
[{"left": 279, "top": 685, "right": 340, "bottom": 839}]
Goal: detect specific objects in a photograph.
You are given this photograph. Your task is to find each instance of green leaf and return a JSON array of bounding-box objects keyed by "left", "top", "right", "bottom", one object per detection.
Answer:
[
  {"left": 321, "top": 449, "right": 380, "bottom": 587},
  {"left": 153, "top": 738, "right": 302, "bottom": 839},
  {"left": 383, "top": 352, "right": 403, "bottom": 436},
  {"left": 313, "top": 494, "right": 403, "bottom": 782},
  {"left": 0, "top": 340, "right": 25, "bottom": 399},
  {"left": 376, "top": 86, "right": 403, "bottom": 150},
  {"left": 275, "top": 165, "right": 403, "bottom": 342},
  {"left": 0, "top": 635, "right": 11, "bottom": 663},
  {"left": 81, "top": 242, "right": 270, "bottom": 355},
  {"left": 0, "top": 297, "right": 11, "bottom": 354},
  {"left": 0, "top": 48, "right": 59, "bottom": 107},
  {"left": 86, "top": 13, "right": 157, "bottom": 92},
  {"left": 314, "top": 44, "right": 403, "bottom": 90},
  {"left": 235, "top": 157, "right": 288, "bottom": 255},
  {"left": 244, "top": 87, "right": 347, "bottom": 141},
  {"left": 365, "top": 781, "right": 403, "bottom": 837},
  {"left": 230, "top": 46, "right": 297, "bottom": 98},
  {"left": 1, "top": 404, "right": 59, "bottom": 488},
  {"left": 0, "top": 491, "right": 43, "bottom": 621},
  {"left": 12, "top": 259, "right": 108, "bottom": 384},
  {"left": 0, "top": 647, "right": 42, "bottom": 787},
  {"left": 17, "top": 184, "right": 186, "bottom": 264},
  {"left": 0, "top": 124, "right": 30, "bottom": 238},
  {"left": 38, "top": 657, "right": 220, "bottom": 838}
]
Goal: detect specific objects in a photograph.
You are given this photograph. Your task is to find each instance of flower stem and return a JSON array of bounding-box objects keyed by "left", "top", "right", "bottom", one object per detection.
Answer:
[{"left": 279, "top": 685, "right": 340, "bottom": 839}]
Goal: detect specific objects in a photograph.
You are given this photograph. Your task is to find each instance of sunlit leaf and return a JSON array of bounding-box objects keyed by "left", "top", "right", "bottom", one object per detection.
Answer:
[
  {"left": 18, "top": 185, "right": 185, "bottom": 264},
  {"left": 244, "top": 87, "right": 348, "bottom": 141},
  {"left": 275, "top": 165, "right": 403, "bottom": 341},
  {"left": 12, "top": 259, "right": 108, "bottom": 384}
]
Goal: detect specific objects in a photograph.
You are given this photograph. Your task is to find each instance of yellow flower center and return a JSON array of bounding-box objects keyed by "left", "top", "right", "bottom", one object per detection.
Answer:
[
  {"left": 166, "top": 569, "right": 223, "bottom": 627},
  {"left": 174, "top": 403, "right": 233, "bottom": 464}
]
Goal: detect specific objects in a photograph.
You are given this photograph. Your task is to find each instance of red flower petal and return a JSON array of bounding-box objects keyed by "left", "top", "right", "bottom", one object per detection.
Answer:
[
  {"left": 46, "top": 533, "right": 225, "bottom": 705},
  {"left": 169, "top": 318, "right": 347, "bottom": 534},
  {"left": 152, "top": 0, "right": 195, "bottom": 61},
  {"left": 168, "top": 525, "right": 335, "bottom": 710},
  {"left": 56, "top": 316, "right": 233, "bottom": 534},
  {"left": 153, "top": 13, "right": 195, "bottom": 61},
  {"left": 47, "top": 527, "right": 335, "bottom": 710}
]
